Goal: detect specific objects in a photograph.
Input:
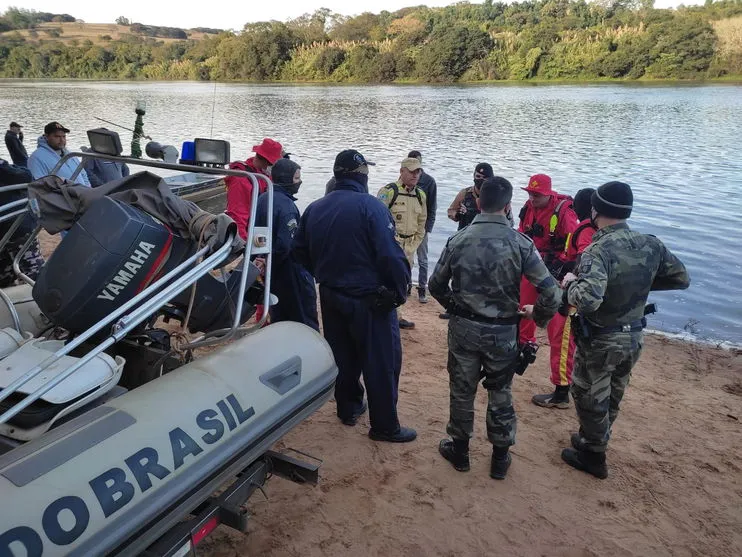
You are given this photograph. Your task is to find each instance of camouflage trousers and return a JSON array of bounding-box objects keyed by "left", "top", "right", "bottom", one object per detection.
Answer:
[
  {"left": 571, "top": 331, "right": 644, "bottom": 453},
  {"left": 446, "top": 316, "right": 519, "bottom": 448},
  {"left": 0, "top": 234, "right": 45, "bottom": 288}
]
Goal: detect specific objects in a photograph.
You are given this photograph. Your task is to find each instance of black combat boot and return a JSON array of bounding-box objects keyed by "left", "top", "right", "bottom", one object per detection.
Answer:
[
  {"left": 532, "top": 385, "right": 570, "bottom": 409},
  {"left": 561, "top": 448, "right": 608, "bottom": 479},
  {"left": 438, "top": 438, "right": 470, "bottom": 472},
  {"left": 490, "top": 446, "right": 512, "bottom": 480}
]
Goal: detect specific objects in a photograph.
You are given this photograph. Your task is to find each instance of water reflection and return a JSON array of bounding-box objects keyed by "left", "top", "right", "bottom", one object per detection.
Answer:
[{"left": 1, "top": 81, "right": 739, "bottom": 343}]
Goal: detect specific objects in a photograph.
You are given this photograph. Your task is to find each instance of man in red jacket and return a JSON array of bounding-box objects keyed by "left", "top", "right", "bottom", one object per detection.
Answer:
[
  {"left": 517, "top": 174, "right": 579, "bottom": 409},
  {"left": 225, "top": 137, "right": 283, "bottom": 240},
  {"left": 225, "top": 138, "right": 283, "bottom": 325}
]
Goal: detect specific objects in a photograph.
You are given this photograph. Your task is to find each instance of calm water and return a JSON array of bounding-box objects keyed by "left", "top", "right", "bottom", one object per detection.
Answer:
[{"left": 1, "top": 80, "right": 740, "bottom": 344}]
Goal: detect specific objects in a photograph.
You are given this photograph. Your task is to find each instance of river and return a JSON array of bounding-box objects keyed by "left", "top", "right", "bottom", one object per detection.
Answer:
[{"left": 1, "top": 80, "right": 740, "bottom": 344}]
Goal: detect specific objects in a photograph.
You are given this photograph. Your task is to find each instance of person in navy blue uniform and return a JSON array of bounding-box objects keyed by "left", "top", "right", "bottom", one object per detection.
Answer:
[
  {"left": 255, "top": 158, "right": 319, "bottom": 330},
  {"left": 292, "top": 149, "right": 417, "bottom": 443}
]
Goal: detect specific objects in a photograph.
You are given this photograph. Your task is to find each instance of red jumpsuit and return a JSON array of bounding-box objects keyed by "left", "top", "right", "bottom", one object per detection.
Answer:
[
  {"left": 518, "top": 195, "right": 579, "bottom": 386},
  {"left": 225, "top": 157, "right": 270, "bottom": 240},
  {"left": 225, "top": 157, "right": 270, "bottom": 324}
]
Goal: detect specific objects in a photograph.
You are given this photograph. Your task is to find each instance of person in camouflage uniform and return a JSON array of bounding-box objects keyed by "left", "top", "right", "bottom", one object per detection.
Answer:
[
  {"left": 561, "top": 181, "right": 690, "bottom": 479},
  {"left": 0, "top": 159, "right": 44, "bottom": 288},
  {"left": 429, "top": 177, "right": 561, "bottom": 479}
]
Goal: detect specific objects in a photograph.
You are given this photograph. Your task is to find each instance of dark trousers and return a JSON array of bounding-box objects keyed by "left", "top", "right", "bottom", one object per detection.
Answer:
[
  {"left": 319, "top": 286, "right": 401, "bottom": 433},
  {"left": 269, "top": 266, "right": 320, "bottom": 331}
]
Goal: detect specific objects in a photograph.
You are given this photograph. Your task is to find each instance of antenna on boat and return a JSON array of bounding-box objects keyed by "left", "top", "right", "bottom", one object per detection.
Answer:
[{"left": 209, "top": 80, "right": 218, "bottom": 138}]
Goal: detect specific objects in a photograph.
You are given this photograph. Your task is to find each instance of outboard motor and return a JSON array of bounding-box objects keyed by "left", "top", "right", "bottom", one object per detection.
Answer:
[
  {"left": 167, "top": 264, "right": 263, "bottom": 333},
  {"left": 32, "top": 196, "right": 195, "bottom": 334},
  {"left": 32, "top": 194, "right": 265, "bottom": 336}
]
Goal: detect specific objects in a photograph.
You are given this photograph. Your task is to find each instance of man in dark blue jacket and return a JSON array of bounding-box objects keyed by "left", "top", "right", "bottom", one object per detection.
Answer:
[
  {"left": 293, "top": 149, "right": 417, "bottom": 443},
  {"left": 5, "top": 122, "right": 28, "bottom": 167},
  {"left": 255, "top": 158, "right": 319, "bottom": 330}
]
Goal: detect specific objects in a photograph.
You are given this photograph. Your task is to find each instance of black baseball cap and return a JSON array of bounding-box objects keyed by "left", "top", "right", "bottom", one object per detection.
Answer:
[
  {"left": 44, "top": 121, "right": 70, "bottom": 135},
  {"left": 9, "top": 122, "right": 22, "bottom": 128},
  {"left": 333, "top": 149, "right": 376, "bottom": 174},
  {"left": 475, "top": 162, "right": 494, "bottom": 178}
]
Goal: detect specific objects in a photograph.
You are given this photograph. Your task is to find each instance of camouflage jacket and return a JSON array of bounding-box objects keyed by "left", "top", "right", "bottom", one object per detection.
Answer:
[
  {"left": 429, "top": 213, "right": 560, "bottom": 327},
  {"left": 567, "top": 223, "right": 690, "bottom": 328}
]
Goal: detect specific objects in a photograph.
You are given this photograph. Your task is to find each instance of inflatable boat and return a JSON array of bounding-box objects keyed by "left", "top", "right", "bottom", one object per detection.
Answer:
[{"left": 0, "top": 133, "right": 337, "bottom": 556}]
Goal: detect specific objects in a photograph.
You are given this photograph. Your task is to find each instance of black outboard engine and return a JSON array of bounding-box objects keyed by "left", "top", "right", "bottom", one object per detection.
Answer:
[
  {"left": 33, "top": 196, "right": 195, "bottom": 333},
  {"left": 33, "top": 195, "right": 265, "bottom": 336}
]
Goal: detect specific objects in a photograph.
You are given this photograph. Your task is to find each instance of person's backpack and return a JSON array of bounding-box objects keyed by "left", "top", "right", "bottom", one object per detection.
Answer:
[{"left": 383, "top": 182, "right": 423, "bottom": 209}]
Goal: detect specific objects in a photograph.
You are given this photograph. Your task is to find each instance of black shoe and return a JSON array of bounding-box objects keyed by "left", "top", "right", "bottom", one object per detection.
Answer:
[
  {"left": 417, "top": 288, "right": 428, "bottom": 304},
  {"left": 399, "top": 319, "right": 415, "bottom": 329},
  {"left": 438, "top": 438, "right": 470, "bottom": 472},
  {"left": 368, "top": 426, "right": 417, "bottom": 443},
  {"left": 561, "top": 448, "right": 608, "bottom": 479},
  {"left": 532, "top": 385, "right": 571, "bottom": 409},
  {"left": 438, "top": 313, "right": 450, "bottom": 320},
  {"left": 339, "top": 401, "right": 367, "bottom": 426},
  {"left": 490, "top": 450, "right": 512, "bottom": 480}
]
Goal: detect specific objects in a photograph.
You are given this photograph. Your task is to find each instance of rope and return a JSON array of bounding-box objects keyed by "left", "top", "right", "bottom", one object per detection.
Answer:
[{"left": 170, "top": 213, "right": 217, "bottom": 359}]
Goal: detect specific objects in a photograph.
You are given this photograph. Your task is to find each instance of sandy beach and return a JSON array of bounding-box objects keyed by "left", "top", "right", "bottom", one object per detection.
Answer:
[
  {"left": 35, "top": 232, "right": 742, "bottom": 556},
  {"left": 192, "top": 299, "right": 742, "bottom": 557}
]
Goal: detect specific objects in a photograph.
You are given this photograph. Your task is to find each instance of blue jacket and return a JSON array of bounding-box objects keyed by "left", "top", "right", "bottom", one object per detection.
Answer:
[
  {"left": 255, "top": 185, "right": 319, "bottom": 329},
  {"left": 82, "top": 147, "right": 130, "bottom": 187},
  {"left": 292, "top": 178, "right": 410, "bottom": 301},
  {"left": 28, "top": 136, "right": 91, "bottom": 187}
]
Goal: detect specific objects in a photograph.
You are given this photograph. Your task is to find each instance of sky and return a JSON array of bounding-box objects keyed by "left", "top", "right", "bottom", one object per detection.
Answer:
[{"left": 1, "top": 0, "right": 704, "bottom": 31}]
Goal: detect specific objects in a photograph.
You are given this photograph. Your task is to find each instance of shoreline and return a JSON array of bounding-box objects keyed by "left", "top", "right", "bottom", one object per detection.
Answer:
[{"left": 2, "top": 77, "right": 742, "bottom": 86}]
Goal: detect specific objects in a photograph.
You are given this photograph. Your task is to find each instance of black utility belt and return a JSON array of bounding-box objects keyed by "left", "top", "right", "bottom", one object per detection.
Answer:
[
  {"left": 591, "top": 317, "right": 646, "bottom": 336},
  {"left": 450, "top": 309, "right": 520, "bottom": 326}
]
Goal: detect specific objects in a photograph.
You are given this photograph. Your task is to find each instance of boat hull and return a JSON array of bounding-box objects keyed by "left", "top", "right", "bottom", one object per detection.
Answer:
[{"left": 0, "top": 321, "right": 337, "bottom": 556}]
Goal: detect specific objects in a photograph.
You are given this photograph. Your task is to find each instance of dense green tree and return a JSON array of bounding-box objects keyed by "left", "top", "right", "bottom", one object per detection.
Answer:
[
  {"left": 0, "top": 3, "right": 738, "bottom": 81},
  {"left": 416, "top": 23, "right": 494, "bottom": 81}
]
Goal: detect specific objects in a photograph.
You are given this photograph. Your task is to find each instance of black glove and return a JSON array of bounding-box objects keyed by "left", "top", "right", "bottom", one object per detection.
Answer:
[{"left": 369, "top": 286, "right": 401, "bottom": 313}]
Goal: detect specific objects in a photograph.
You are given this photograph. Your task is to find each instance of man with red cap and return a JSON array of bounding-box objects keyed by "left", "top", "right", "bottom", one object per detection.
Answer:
[
  {"left": 517, "top": 174, "right": 579, "bottom": 409},
  {"left": 225, "top": 138, "right": 283, "bottom": 241}
]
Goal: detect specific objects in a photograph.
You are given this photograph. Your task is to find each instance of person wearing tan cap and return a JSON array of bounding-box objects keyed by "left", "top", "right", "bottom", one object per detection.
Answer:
[{"left": 377, "top": 157, "right": 427, "bottom": 329}]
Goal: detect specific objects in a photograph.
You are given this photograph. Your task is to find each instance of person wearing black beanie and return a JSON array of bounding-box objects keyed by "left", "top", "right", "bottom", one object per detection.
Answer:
[
  {"left": 560, "top": 181, "right": 690, "bottom": 479},
  {"left": 253, "top": 158, "right": 319, "bottom": 331},
  {"left": 591, "top": 181, "right": 633, "bottom": 220}
]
